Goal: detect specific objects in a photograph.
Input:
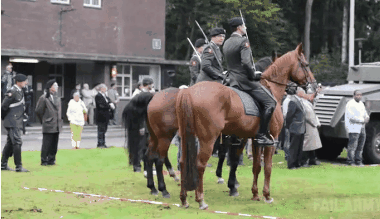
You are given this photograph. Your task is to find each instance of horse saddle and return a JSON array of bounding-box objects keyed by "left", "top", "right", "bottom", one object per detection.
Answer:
[{"left": 227, "top": 87, "right": 260, "bottom": 117}]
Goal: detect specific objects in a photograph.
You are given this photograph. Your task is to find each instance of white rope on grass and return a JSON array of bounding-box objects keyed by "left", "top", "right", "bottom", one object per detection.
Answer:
[{"left": 22, "top": 186, "right": 284, "bottom": 219}]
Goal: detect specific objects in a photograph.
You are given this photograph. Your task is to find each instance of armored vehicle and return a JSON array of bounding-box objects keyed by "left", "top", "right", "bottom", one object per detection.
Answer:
[{"left": 314, "top": 62, "right": 380, "bottom": 164}]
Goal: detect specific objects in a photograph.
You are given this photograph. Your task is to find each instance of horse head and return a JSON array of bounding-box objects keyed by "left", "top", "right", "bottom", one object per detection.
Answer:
[{"left": 289, "top": 43, "right": 318, "bottom": 92}]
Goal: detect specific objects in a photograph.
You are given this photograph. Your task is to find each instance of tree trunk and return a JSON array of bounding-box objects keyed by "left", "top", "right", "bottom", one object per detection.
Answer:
[
  {"left": 304, "top": 0, "right": 313, "bottom": 62},
  {"left": 341, "top": 0, "right": 349, "bottom": 64}
]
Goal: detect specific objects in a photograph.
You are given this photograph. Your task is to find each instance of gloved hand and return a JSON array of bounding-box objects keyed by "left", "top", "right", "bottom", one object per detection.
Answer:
[
  {"left": 254, "top": 71, "right": 262, "bottom": 80},
  {"left": 109, "top": 103, "right": 115, "bottom": 110},
  {"left": 139, "top": 128, "right": 145, "bottom": 136}
]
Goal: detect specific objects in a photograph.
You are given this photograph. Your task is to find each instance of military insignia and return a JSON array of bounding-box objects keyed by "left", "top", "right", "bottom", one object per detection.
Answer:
[
  {"left": 8, "top": 93, "right": 12, "bottom": 97},
  {"left": 208, "top": 48, "right": 213, "bottom": 54},
  {"left": 245, "top": 42, "right": 250, "bottom": 48},
  {"left": 192, "top": 61, "right": 197, "bottom": 66}
]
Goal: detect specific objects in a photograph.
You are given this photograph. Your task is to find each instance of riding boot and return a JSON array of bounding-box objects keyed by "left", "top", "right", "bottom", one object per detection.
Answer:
[
  {"left": 255, "top": 107, "right": 275, "bottom": 145},
  {"left": 13, "top": 144, "right": 29, "bottom": 172}
]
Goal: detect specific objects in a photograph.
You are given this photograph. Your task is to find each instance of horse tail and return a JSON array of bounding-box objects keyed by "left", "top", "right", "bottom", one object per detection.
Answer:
[
  {"left": 122, "top": 92, "right": 154, "bottom": 157},
  {"left": 177, "top": 89, "right": 198, "bottom": 191}
]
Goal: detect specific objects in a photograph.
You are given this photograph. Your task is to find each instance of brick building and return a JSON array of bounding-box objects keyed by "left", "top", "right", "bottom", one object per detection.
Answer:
[{"left": 1, "top": 0, "right": 187, "bottom": 123}]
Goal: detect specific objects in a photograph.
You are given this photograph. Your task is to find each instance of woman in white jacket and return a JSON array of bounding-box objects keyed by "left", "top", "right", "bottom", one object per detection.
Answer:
[{"left": 67, "top": 92, "right": 88, "bottom": 149}]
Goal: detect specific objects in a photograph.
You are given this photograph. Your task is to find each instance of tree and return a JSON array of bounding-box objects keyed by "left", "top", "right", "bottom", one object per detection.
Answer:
[
  {"left": 304, "top": 0, "right": 313, "bottom": 61},
  {"left": 341, "top": 0, "right": 348, "bottom": 63}
]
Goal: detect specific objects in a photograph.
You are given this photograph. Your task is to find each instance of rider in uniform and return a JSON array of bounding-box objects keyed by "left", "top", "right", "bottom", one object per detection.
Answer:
[
  {"left": 1, "top": 74, "right": 29, "bottom": 172},
  {"left": 196, "top": 28, "right": 226, "bottom": 84},
  {"left": 189, "top": 39, "right": 206, "bottom": 86},
  {"left": 223, "top": 17, "right": 277, "bottom": 145}
]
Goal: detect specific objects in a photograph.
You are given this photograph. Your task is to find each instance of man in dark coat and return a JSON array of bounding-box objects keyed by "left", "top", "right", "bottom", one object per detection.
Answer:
[
  {"left": 189, "top": 39, "right": 206, "bottom": 86},
  {"left": 1, "top": 74, "right": 29, "bottom": 172},
  {"left": 35, "top": 79, "right": 63, "bottom": 166},
  {"left": 196, "top": 28, "right": 226, "bottom": 84},
  {"left": 95, "top": 83, "right": 114, "bottom": 148},
  {"left": 285, "top": 87, "right": 306, "bottom": 169},
  {"left": 223, "top": 17, "right": 277, "bottom": 145}
]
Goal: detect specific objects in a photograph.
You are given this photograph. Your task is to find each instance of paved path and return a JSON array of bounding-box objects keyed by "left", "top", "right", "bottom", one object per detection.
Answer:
[{"left": 1, "top": 124, "right": 126, "bottom": 152}]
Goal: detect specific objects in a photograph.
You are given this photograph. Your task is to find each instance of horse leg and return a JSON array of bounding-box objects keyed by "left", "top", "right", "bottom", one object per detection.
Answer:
[
  {"left": 227, "top": 137, "right": 245, "bottom": 197},
  {"left": 156, "top": 138, "right": 172, "bottom": 198},
  {"left": 263, "top": 146, "right": 275, "bottom": 203},
  {"left": 216, "top": 136, "right": 227, "bottom": 184},
  {"left": 251, "top": 143, "right": 263, "bottom": 201},
  {"left": 146, "top": 142, "right": 159, "bottom": 196},
  {"left": 195, "top": 138, "right": 216, "bottom": 210},
  {"left": 164, "top": 156, "right": 179, "bottom": 182}
]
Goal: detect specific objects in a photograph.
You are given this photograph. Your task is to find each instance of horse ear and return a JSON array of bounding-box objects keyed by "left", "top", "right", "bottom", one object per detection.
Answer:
[
  {"left": 272, "top": 50, "right": 276, "bottom": 62},
  {"left": 296, "top": 43, "right": 303, "bottom": 55}
]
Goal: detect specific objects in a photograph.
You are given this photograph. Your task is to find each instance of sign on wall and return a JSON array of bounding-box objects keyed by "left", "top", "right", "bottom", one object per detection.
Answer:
[{"left": 152, "top": 39, "right": 161, "bottom": 50}]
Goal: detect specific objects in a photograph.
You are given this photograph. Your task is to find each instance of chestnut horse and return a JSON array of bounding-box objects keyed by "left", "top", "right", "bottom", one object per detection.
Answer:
[
  {"left": 144, "top": 55, "right": 280, "bottom": 198},
  {"left": 176, "top": 43, "right": 317, "bottom": 209}
]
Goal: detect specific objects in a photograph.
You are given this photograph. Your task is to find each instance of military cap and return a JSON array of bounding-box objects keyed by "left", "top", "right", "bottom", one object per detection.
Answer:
[
  {"left": 142, "top": 77, "right": 154, "bottom": 86},
  {"left": 14, "top": 74, "right": 27, "bottom": 82},
  {"left": 209, "top": 28, "right": 226, "bottom": 37},
  {"left": 45, "top": 79, "right": 56, "bottom": 90},
  {"left": 194, "top": 39, "right": 206, "bottom": 48},
  {"left": 229, "top": 17, "right": 245, "bottom": 28}
]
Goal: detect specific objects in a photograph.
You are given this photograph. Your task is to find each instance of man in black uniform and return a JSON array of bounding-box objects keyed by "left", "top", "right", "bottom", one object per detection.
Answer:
[
  {"left": 196, "top": 28, "right": 226, "bottom": 84},
  {"left": 189, "top": 39, "right": 206, "bottom": 86},
  {"left": 223, "top": 17, "right": 276, "bottom": 145},
  {"left": 1, "top": 74, "right": 29, "bottom": 172}
]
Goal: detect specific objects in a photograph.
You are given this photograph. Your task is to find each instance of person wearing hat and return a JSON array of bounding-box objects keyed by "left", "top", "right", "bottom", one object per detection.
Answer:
[
  {"left": 189, "top": 38, "right": 206, "bottom": 86},
  {"left": 223, "top": 17, "right": 277, "bottom": 145},
  {"left": 1, "top": 73, "right": 29, "bottom": 172},
  {"left": 35, "top": 79, "right": 63, "bottom": 166},
  {"left": 196, "top": 27, "right": 226, "bottom": 84},
  {"left": 129, "top": 77, "right": 154, "bottom": 173}
]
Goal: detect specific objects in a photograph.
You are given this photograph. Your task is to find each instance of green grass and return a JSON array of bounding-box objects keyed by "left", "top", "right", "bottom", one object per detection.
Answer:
[{"left": 2, "top": 145, "right": 380, "bottom": 219}]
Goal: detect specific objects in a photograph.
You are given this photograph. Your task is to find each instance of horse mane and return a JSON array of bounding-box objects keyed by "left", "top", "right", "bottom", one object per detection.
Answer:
[{"left": 262, "top": 51, "right": 294, "bottom": 79}]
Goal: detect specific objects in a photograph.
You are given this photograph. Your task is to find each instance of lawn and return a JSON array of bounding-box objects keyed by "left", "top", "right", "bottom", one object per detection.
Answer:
[{"left": 1, "top": 146, "right": 379, "bottom": 219}]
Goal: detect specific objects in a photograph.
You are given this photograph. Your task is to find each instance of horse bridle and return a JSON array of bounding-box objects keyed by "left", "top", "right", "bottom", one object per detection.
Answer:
[{"left": 262, "top": 56, "right": 317, "bottom": 91}]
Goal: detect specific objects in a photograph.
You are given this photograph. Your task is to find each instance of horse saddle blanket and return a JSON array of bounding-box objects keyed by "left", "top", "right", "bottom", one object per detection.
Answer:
[{"left": 228, "top": 87, "right": 260, "bottom": 117}]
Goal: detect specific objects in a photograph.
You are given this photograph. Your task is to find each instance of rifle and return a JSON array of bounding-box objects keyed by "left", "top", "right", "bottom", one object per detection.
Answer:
[
  {"left": 239, "top": 10, "right": 257, "bottom": 73},
  {"left": 186, "top": 38, "right": 201, "bottom": 61}
]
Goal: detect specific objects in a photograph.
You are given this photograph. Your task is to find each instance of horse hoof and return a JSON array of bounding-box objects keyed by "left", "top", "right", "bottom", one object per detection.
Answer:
[
  {"left": 264, "top": 197, "right": 274, "bottom": 204},
  {"left": 150, "top": 190, "right": 159, "bottom": 196},
  {"left": 229, "top": 191, "right": 239, "bottom": 197},
  {"left": 162, "top": 191, "right": 171, "bottom": 198},
  {"left": 251, "top": 196, "right": 260, "bottom": 201},
  {"left": 181, "top": 202, "right": 190, "bottom": 208},
  {"left": 217, "top": 178, "right": 224, "bottom": 184},
  {"left": 174, "top": 176, "right": 180, "bottom": 182},
  {"left": 235, "top": 183, "right": 240, "bottom": 189},
  {"left": 199, "top": 201, "right": 209, "bottom": 210}
]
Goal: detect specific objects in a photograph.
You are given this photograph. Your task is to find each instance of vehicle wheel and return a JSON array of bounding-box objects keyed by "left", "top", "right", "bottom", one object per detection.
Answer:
[
  {"left": 363, "top": 121, "right": 380, "bottom": 164},
  {"left": 316, "top": 136, "right": 346, "bottom": 160}
]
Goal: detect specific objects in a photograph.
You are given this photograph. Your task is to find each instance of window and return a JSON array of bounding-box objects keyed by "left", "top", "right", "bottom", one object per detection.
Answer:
[
  {"left": 116, "top": 64, "right": 161, "bottom": 98},
  {"left": 84, "top": 0, "right": 101, "bottom": 8},
  {"left": 51, "top": 0, "right": 70, "bottom": 4}
]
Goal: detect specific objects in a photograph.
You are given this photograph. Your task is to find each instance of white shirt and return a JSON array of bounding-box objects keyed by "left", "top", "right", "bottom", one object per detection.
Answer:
[
  {"left": 66, "top": 99, "right": 88, "bottom": 126},
  {"left": 345, "top": 99, "right": 369, "bottom": 133}
]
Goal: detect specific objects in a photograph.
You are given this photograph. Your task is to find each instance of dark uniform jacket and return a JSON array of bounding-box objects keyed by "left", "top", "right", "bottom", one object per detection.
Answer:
[
  {"left": 189, "top": 53, "right": 201, "bottom": 86},
  {"left": 1, "top": 85, "right": 25, "bottom": 128},
  {"left": 95, "top": 92, "right": 112, "bottom": 123},
  {"left": 223, "top": 33, "right": 260, "bottom": 91},
  {"left": 285, "top": 96, "right": 306, "bottom": 134},
  {"left": 35, "top": 93, "right": 63, "bottom": 133},
  {"left": 196, "top": 41, "right": 224, "bottom": 83}
]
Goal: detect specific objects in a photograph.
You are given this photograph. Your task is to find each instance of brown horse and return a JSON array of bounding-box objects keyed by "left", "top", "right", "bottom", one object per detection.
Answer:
[
  {"left": 144, "top": 54, "right": 280, "bottom": 198},
  {"left": 176, "top": 43, "right": 317, "bottom": 209}
]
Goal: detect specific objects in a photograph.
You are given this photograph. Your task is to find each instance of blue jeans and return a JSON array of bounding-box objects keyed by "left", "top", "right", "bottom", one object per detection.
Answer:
[{"left": 347, "top": 128, "right": 366, "bottom": 164}]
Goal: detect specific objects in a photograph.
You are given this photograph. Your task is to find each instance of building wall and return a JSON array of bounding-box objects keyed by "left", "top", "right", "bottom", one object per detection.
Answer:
[{"left": 1, "top": 0, "right": 165, "bottom": 59}]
